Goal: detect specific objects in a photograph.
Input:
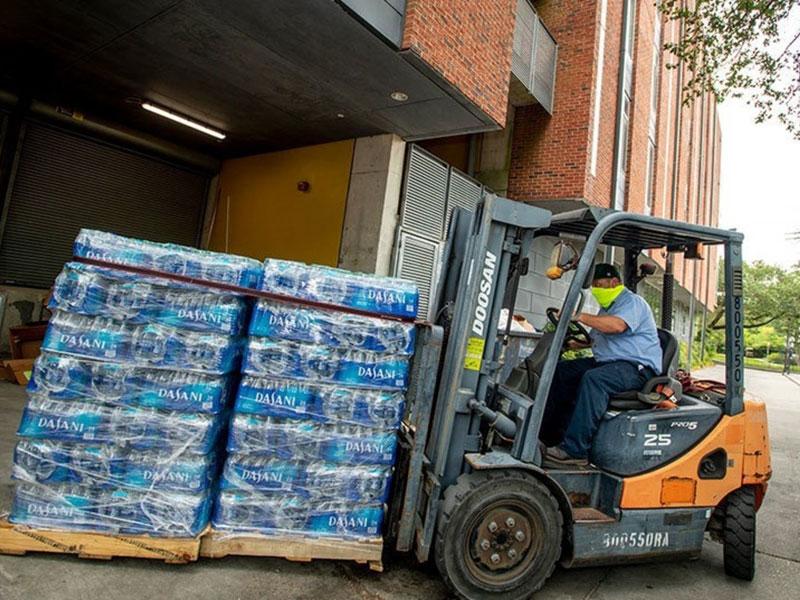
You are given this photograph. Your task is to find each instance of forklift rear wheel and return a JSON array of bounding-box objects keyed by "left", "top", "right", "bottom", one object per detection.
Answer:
[
  {"left": 723, "top": 486, "right": 757, "bottom": 581},
  {"left": 435, "top": 470, "right": 563, "bottom": 599}
]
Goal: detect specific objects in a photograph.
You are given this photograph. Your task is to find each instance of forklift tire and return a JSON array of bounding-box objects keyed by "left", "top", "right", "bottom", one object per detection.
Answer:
[
  {"left": 434, "top": 470, "right": 563, "bottom": 600},
  {"left": 723, "top": 486, "right": 757, "bottom": 581}
]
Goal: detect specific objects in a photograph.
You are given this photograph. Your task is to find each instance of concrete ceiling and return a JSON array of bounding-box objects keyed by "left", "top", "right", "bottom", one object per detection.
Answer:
[{"left": 0, "top": 0, "right": 495, "bottom": 158}]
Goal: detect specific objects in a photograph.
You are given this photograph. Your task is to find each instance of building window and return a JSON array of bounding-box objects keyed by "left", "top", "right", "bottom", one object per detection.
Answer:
[
  {"left": 590, "top": 0, "right": 609, "bottom": 176},
  {"left": 614, "top": 92, "right": 631, "bottom": 209},
  {"left": 644, "top": 12, "right": 662, "bottom": 216},
  {"left": 644, "top": 139, "right": 656, "bottom": 215},
  {"left": 613, "top": 0, "right": 636, "bottom": 210}
]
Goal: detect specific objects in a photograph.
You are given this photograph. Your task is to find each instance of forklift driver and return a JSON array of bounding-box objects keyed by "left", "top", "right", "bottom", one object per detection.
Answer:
[{"left": 541, "top": 263, "right": 662, "bottom": 467}]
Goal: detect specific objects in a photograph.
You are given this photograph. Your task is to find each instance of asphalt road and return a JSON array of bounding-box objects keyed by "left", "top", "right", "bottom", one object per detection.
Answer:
[{"left": 0, "top": 366, "right": 797, "bottom": 599}]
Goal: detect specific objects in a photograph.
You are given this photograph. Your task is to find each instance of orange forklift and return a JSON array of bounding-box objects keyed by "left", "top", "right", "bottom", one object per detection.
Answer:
[{"left": 387, "top": 195, "right": 771, "bottom": 599}]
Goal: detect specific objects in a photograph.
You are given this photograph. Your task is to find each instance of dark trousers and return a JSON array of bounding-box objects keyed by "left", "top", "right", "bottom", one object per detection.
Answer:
[{"left": 540, "top": 357, "right": 649, "bottom": 458}]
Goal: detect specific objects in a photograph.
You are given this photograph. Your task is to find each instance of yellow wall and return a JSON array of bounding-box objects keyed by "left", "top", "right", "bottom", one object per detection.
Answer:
[{"left": 208, "top": 140, "right": 354, "bottom": 266}]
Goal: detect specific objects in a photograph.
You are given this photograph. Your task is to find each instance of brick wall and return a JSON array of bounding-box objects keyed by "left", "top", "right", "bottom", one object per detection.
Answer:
[
  {"left": 402, "top": 0, "right": 517, "bottom": 127},
  {"left": 506, "top": 0, "right": 600, "bottom": 202},
  {"left": 504, "top": 1, "right": 723, "bottom": 315}
]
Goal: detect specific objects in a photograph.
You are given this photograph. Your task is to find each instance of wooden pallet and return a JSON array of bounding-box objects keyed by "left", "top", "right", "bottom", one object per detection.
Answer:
[
  {"left": 200, "top": 528, "right": 384, "bottom": 572},
  {"left": 0, "top": 518, "right": 204, "bottom": 564}
]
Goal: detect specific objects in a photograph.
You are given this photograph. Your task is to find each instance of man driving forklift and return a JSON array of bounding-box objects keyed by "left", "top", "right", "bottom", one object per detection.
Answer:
[{"left": 542, "top": 263, "right": 662, "bottom": 466}]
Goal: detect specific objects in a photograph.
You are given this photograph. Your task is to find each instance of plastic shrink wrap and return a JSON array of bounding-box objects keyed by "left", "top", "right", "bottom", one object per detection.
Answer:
[
  {"left": 10, "top": 230, "right": 251, "bottom": 537},
  {"left": 213, "top": 261, "right": 418, "bottom": 540}
]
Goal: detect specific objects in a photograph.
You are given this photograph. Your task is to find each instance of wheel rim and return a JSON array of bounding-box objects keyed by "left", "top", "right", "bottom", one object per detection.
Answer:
[{"left": 463, "top": 499, "right": 543, "bottom": 587}]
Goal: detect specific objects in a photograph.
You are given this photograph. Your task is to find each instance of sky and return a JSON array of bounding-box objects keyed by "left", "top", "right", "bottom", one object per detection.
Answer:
[
  {"left": 716, "top": 6, "right": 800, "bottom": 270},
  {"left": 718, "top": 99, "right": 800, "bottom": 268}
]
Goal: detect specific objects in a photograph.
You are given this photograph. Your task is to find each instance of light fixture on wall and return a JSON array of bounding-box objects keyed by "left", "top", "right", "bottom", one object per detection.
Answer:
[
  {"left": 390, "top": 91, "right": 409, "bottom": 102},
  {"left": 141, "top": 102, "right": 226, "bottom": 140}
]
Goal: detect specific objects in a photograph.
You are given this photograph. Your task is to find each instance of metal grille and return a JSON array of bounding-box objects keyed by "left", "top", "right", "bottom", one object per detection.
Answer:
[
  {"left": 446, "top": 171, "right": 482, "bottom": 234},
  {"left": 511, "top": 0, "right": 557, "bottom": 114},
  {"left": 394, "top": 144, "right": 485, "bottom": 319},
  {"left": 511, "top": 0, "right": 535, "bottom": 87},
  {"left": 399, "top": 146, "right": 448, "bottom": 241},
  {"left": 0, "top": 122, "right": 210, "bottom": 288},
  {"left": 532, "top": 21, "right": 557, "bottom": 113},
  {"left": 394, "top": 230, "right": 440, "bottom": 320}
]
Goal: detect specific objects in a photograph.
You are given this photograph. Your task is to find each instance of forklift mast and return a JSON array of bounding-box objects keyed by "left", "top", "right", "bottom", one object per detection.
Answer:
[{"left": 425, "top": 195, "right": 551, "bottom": 488}]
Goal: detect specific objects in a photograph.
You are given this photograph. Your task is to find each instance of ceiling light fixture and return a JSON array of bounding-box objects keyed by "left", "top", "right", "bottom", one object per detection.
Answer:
[
  {"left": 390, "top": 91, "right": 409, "bottom": 102},
  {"left": 141, "top": 102, "right": 226, "bottom": 140}
]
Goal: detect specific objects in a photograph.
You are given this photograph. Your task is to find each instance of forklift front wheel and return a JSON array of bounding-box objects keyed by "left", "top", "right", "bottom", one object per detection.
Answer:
[{"left": 435, "top": 470, "right": 563, "bottom": 600}]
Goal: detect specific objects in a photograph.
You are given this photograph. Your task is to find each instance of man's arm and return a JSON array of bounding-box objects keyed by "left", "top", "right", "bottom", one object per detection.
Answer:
[{"left": 575, "top": 312, "right": 628, "bottom": 334}]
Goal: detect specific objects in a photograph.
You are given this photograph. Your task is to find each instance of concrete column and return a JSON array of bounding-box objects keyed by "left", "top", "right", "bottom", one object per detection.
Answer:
[
  {"left": 475, "top": 104, "right": 515, "bottom": 195},
  {"left": 338, "top": 134, "right": 406, "bottom": 276}
]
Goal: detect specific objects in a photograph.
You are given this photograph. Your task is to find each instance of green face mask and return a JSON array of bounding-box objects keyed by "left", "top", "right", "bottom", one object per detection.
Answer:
[{"left": 591, "top": 284, "right": 625, "bottom": 309}]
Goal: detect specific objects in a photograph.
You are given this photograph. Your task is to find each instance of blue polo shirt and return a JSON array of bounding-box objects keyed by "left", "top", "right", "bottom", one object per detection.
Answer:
[{"left": 590, "top": 288, "right": 663, "bottom": 373}]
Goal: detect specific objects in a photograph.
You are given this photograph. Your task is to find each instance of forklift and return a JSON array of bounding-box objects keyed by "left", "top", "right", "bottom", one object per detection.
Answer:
[{"left": 387, "top": 194, "right": 771, "bottom": 599}]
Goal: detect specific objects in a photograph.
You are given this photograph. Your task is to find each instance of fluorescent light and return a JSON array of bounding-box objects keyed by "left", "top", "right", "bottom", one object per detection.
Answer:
[{"left": 141, "top": 102, "right": 226, "bottom": 140}]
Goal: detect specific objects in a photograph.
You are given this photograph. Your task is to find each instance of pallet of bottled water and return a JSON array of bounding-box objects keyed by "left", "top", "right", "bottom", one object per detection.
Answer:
[
  {"left": 8, "top": 229, "right": 254, "bottom": 540},
  {"left": 211, "top": 272, "right": 418, "bottom": 542}
]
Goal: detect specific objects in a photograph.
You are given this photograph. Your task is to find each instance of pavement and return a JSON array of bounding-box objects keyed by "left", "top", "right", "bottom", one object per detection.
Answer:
[{"left": 0, "top": 366, "right": 798, "bottom": 599}]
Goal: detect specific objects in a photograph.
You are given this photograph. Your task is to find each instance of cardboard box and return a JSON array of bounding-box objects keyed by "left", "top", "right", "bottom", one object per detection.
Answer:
[{"left": 1, "top": 359, "right": 34, "bottom": 385}]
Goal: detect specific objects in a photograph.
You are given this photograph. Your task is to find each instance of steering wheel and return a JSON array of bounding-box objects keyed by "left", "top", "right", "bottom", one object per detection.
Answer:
[{"left": 546, "top": 307, "right": 591, "bottom": 346}]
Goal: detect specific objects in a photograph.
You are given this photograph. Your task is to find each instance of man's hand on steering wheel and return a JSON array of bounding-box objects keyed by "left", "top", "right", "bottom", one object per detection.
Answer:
[{"left": 546, "top": 307, "right": 591, "bottom": 347}]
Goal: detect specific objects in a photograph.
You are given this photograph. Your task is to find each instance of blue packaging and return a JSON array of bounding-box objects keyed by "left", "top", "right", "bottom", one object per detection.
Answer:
[
  {"left": 18, "top": 395, "right": 223, "bottom": 453},
  {"left": 226, "top": 415, "right": 398, "bottom": 465},
  {"left": 29, "top": 353, "right": 231, "bottom": 413},
  {"left": 212, "top": 490, "right": 384, "bottom": 539},
  {"left": 73, "top": 229, "right": 263, "bottom": 289},
  {"left": 12, "top": 440, "right": 118, "bottom": 487},
  {"left": 119, "top": 451, "right": 217, "bottom": 493},
  {"left": 43, "top": 311, "right": 242, "bottom": 374},
  {"left": 10, "top": 482, "right": 211, "bottom": 537},
  {"left": 12, "top": 440, "right": 216, "bottom": 493},
  {"left": 234, "top": 376, "right": 404, "bottom": 430},
  {"left": 249, "top": 300, "right": 415, "bottom": 355},
  {"left": 50, "top": 262, "right": 249, "bottom": 335},
  {"left": 242, "top": 338, "right": 409, "bottom": 390},
  {"left": 219, "top": 456, "right": 392, "bottom": 503},
  {"left": 260, "top": 259, "right": 418, "bottom": 319}
]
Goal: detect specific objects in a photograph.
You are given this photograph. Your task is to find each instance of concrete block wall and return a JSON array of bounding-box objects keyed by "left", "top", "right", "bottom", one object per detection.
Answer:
[{"left": 515, "top": 236, "right": 600, "bottom": 330}]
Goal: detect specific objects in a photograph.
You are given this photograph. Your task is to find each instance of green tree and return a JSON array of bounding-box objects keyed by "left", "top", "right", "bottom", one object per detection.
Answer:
[
  {"left": 659, "top": 0, "right": 800, "bottom": 138},
  {"left": 707, "top": 260, "right": 800, "bottom": 367}
]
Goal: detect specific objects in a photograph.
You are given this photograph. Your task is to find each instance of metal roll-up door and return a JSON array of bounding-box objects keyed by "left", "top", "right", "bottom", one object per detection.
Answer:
[
  {"left": 393, "top": 144, "right": 486, "bottom": 319},
  {"left": 0, "top": 122, "right": 210, "bottom": 288}
]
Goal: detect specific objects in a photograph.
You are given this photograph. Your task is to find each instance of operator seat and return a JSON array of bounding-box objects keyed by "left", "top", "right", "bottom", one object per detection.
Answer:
[
  {"left": 592, "top": 329, "right": 722, "bottom": 475},
  {"left": 607, "top": 328, "right": 679, "bottom": 410}
]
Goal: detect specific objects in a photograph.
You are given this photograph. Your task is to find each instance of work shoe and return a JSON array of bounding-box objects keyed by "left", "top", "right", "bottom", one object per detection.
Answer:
[{"left": 543, "top": 445, "right": 589, "bottom": 468}]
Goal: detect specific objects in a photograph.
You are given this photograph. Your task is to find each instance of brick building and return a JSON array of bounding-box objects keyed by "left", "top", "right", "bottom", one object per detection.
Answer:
[
  {"left": 0, "top": 0, "right": 718, "bottom": 357},
  {"left": 422, "top": 0, "right": 722, "bottom": 349}
]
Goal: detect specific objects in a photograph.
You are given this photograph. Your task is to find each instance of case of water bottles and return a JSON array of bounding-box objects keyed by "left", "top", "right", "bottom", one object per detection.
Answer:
[
  {"left": 9, "top": 229, "right": 253, "bottom": 538},
  {"left": 73, "top": 229, "right": 263, "bottom": 289},
  {"left": 212, "top": 263, "right": 419, "bottom": 540}
]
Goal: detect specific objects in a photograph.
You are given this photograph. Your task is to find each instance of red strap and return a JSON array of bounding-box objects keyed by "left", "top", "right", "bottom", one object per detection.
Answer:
[{"left": 73, "top": 256, "right": 420, "bottom": 324}]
